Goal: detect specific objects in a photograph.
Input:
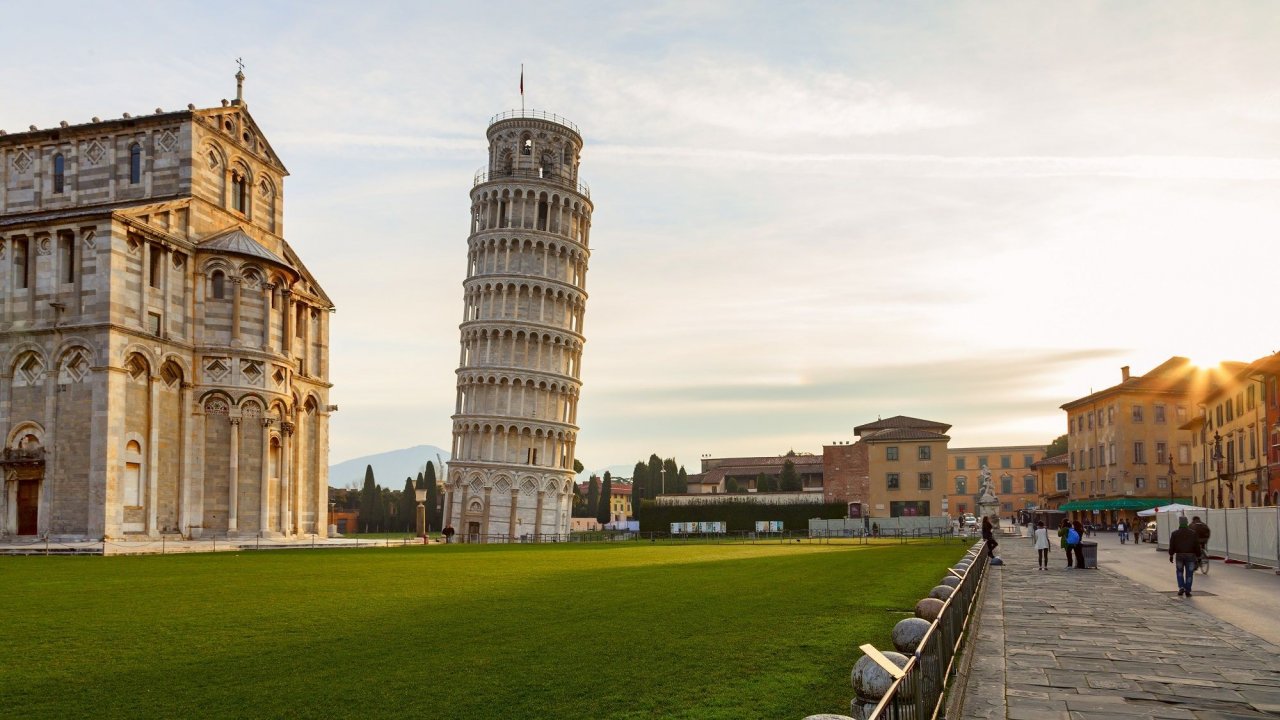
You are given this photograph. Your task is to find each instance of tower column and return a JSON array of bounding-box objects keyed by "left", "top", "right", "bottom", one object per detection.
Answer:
[{"left": 228, "top": 416, "right": 240, "bottom": 532}]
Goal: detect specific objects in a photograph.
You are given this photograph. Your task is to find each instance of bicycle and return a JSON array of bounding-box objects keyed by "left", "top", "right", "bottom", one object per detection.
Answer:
[{"left": 1197, "top": 545, "right": 1209, "bottom": 575}]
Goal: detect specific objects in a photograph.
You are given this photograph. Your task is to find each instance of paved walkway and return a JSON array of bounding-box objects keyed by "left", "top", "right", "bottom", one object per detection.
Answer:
[{"left": 958, "top": 534, "right": 1280, "bottom": 719}]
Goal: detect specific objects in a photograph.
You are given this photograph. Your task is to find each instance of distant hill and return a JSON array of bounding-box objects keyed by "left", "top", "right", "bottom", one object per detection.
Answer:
[{"left": 329, "top": 445, "right": 451, "bottom": 489}]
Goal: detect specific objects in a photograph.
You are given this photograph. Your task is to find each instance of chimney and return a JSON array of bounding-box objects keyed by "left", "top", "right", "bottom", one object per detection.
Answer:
[{"left": 1121, "top": 366, "right": 1130, "bottom": 381}]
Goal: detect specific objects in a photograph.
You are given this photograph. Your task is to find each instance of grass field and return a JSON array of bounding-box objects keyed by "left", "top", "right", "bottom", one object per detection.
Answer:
[{"left": 0, "top": 540, "right": 966, "bottom": 719}]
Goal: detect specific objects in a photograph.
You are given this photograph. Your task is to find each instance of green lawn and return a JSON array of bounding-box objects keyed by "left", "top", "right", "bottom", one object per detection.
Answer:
[{"left": 0, "top": 540, "right": 966, "bottom": 719}]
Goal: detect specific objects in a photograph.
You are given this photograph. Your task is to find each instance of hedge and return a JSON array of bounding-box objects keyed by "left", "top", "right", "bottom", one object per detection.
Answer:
[{"left": 637, "top": 500, "right": 849, "bottom": 533}]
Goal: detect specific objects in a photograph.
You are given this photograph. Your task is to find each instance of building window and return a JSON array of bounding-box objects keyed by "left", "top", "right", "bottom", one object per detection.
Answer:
[
  {"left": 1178, "top": 443, "right": 1190, "bottom": 464},
  {"left": 148, "top": 312, "right": 162, "bottom": 337},
  {"left": 1247, "top": 385, "right": 1256, "bottom": 410},
  {"left": 13, "top": 237, "right": 29, "bottom": 289},
  {"left": 1136, "top": 477, "right": 1146, "bottom": 490},
  {"left": 1176, "top": 405, "right": 1186, "bottom": 423},
  {"left": 58, "top": 233, "right": 75, "bottom": 284},
  {"left": 1249, "top": 427, "right": 1256, "bottom": 459},
  {"left": 129, "top": 143, "right": 142, "bottom": 185},
  {"left": 1107, "top": 406, "right": 1115, "bottom": 424},
  {"left": 1134, "top": 442, "right": 1146, "bottom": 464},
  {"left": 918, "top": 472, "right": 932, "bottom": 490},
  {"left": 955, "top": 457, "right": 966, "bottom": 470},
  {"left": 1000, "top": 455, "right": 1011, "bottom": 469},
  {"left": 211, "top": 270, "right": 226, "bottom": 299},
  {"left": 1132, "top": 405, "right": 1144, "bottom": 422},
  {"left": 1087, "top": 413, "right": 1094, "bottom": 429},
  {"left": 886, "top": 473, "right": 899, "bottom": 490},
  {"left": 521, "top": 134, "right": 532, "bottom": 155},
  {"left": 53, "top": 153, "right": 65, "bottom": 194},
  {"left": 231, "top": 171, "right": 247, "bottom": 213},
  {"left": 123, "top": 439, "right": 144, "bottom": 506},
  {"left": 1156, "top": 442, "right": 1167, "bottom": 465},
  {"left": 1001, "top": 475, "right": 1012, "bottom": 494},
  {"left": 1226, "top": 401, "right": 1234, "bottom": 422},
  {"left": 979, "top": 455, "right": 989, "bottom": 469},
  {"left": 1158, "top": 477, "right": 1169, "bottom": 490},
  {"left": 886, "top": 446, "right": 899, "bottom": 461},
  {"left": 1056, "top": 472, "right": 1068, "bottom": 492},
  {"left": 1023, "top": 454, "right": 1034, "bottom": 468},
  {"left": 149, "top": 245, "right": 162, "bottom": 288},
  {"left": 1108, "top": 443, "right": 1116, "bottom": 465},
  {"left": 917, "top": 446, "right": 931, "bottom": 461},
  {"left": 1022, "top": 474, "right": 1035, "bottom": 494},
  {"left": 1088, "top": 447, "right": 1095, "bottom": 468},
  {"left": 1154, "top": 405, "right": 1166, "bottom": 424},
  {"left": 1069, "top": 452, "right": 1075, "bottom": 470},
  {"left": 955, "top": 476, "right": 967, "bottom": 494}
]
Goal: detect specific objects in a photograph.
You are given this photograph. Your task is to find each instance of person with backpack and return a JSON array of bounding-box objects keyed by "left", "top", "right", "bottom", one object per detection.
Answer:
[
  {"left": 1069, "top": 520, "right": 1086, "bottom": 569},
  {"left": 1033, "top": 520, "right": 1050, "bottom": 570},
  {"left": 1058, "top": 518, "right": 1074, "bottom": 568}
]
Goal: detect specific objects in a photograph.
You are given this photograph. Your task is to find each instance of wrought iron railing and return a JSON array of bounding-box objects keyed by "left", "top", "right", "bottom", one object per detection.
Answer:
[
  {"left": 488, "top": 109, "right": 580, "bottom": 134},
  {"left": 865, "top": 542, "right": 990, "bottom": 719},
  {"left": 473, "top": 167, "right": 591, "bottom": 198}
]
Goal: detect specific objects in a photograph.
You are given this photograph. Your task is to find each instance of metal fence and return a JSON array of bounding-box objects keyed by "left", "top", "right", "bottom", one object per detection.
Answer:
[
  {"left": 1156, "top": 506, "right": 1280, "bottom": 569},
  {"left": 865, "top": 542, "right": 990, "bottom": 720}
]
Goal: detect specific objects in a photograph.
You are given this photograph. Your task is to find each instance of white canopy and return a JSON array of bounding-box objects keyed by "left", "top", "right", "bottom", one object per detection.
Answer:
[{"left": 1136, "top": 503, "right": 1207, "bottom": 517}]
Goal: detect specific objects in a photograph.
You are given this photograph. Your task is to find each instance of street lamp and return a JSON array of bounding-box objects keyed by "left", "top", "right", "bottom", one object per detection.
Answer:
[
  {"left": 1167, "top": 452, "right": 1176, "bottom": 504},
  {"left": 415, "top": 486, "right": 428, "bottom": 538},
  {"left": 660, "top": 467, "right": 667, "bottom": 495}
]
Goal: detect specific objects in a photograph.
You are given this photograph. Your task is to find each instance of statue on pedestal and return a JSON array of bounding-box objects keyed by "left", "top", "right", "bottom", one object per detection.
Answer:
[{"left": 976, "top": 465, "right": 1000, "bottom": 527}]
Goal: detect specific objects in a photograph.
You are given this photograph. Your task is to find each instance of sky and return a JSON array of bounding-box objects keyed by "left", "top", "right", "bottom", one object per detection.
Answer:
[{"left": 3, "top": 1, "right": 1279, "bottom": 475}]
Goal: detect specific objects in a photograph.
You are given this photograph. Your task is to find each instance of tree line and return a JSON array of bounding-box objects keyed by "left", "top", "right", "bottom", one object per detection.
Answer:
[{"left": 332, "top": 460, "right": 444, "bottom": 533}]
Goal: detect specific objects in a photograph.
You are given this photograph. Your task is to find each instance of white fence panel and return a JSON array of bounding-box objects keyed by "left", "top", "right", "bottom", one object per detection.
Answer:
[{"left": 1157, "top": 507, "right": 1278, "bottom": 568}]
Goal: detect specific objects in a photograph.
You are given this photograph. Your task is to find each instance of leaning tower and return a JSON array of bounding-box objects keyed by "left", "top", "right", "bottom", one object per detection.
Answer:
[{"left": 444, "top": 110, "right": 593, "bottom": 540}]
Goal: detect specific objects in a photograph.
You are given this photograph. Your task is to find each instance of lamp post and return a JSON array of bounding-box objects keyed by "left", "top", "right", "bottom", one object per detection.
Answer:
[
  {"left": 415, "top": 486, "right": 427, "bottom": 538},
  {"left": 660, "top": 468, "right": 667, "bottom": 495},
  {"left": 1168, "top": 452, "right": 1176, "bottom": 504},
  {"left": 1212, "top": 432, "right": 1224, "bottom": 507}
]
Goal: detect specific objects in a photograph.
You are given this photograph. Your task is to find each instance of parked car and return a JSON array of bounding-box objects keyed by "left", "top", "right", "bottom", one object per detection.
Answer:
[
  {"left": 1140, "top": 521, "right": 1158, "bottom": 543},
  {"left": 961, "top": 514, "right": 977, "bottom": 528}
]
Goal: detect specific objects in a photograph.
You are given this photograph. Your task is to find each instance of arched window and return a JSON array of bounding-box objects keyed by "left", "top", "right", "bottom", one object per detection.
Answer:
[
  {"left": 520, "top": 134, "right": 532, "bottom": 156},
  {"left": 53, "top": 154, "right": 65, "bottom": 194},
  {"left": 211, "top": 270, "right": 226, "bottom": 299},
  {"left": 129, "top": 144, "right": 142, "bottom": 185},
  {"left": 124, "top": 439, "right": 144, "bottom": 506},
  {"left": 231, "top": 172, "right": 247, "bottom": 213}
]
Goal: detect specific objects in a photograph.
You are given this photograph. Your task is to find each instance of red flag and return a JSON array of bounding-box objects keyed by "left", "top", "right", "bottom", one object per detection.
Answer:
[{"left": 520, "top": 65, "right": 524, "bottom": 96}]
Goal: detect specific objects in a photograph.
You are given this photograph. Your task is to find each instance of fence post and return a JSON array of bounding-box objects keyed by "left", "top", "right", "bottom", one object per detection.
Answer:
[{"left": 1245, "top": 506, "right": 1252, "bottom": 568}]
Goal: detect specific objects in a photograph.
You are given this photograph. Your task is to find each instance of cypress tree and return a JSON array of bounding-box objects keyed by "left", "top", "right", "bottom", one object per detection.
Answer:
[
  {"left": 400, "top": 477, "right": 417, "bottom": 533},
  {"left": 424, "top": 461, "right": 441, "bottom": 531},
  {"left": 632, "top": 461, "right": 648, "bottom": 512},
  {"left": 597, "top": 472, "right": 612, "bottom": 526},
  {"left": 360, "top": 465, "right": 379, "bottom": 532},
  {"left": 648, "top": 454, "right": 664, "bottom": 497},
  {"left": 586, "top": 475, "right": 600, "bottom": 521}
]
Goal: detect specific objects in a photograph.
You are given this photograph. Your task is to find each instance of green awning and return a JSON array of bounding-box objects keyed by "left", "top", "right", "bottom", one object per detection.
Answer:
[{"left": 1059, "top": 498, "right": 1192, "bottom": 512}]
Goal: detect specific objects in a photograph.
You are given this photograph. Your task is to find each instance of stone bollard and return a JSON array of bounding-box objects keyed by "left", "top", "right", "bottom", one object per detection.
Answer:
[
  {"left": 940, "top": 575, "right": 960, "bottom": 588},
  {"left": 914, "top": 597, "right": 945, "bottom": 622},
  {"left": 892, "top": 617, "right": 932, "bottom": 654},
  {"left": 928, "top": 585, "right": 954, "bottom": 601},
  {"left": 850, "top": 650, "right": 910, "bottom": 720}
]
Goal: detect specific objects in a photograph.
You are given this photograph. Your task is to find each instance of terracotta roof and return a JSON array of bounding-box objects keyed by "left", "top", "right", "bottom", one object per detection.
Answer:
[
  {"left": 1030, "top": 453, "right": 1067, "bottom": 468},
  {"left": 199, "top": 226, "right": 289, "bottom": 266},
  {"left": 854, "top": 415, "right": 951, "bottom": 435},
  {"left": 860, "top": 428, "right": 950, "bottom": 442},
  {"left": 1060, "top": 357, "right": 1247, "bottom": 410}
]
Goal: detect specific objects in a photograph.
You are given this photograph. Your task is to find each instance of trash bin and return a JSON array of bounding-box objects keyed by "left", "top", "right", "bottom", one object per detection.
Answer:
[{"left": 1080, "top": 541, "right": 1098, "bottom": 569}]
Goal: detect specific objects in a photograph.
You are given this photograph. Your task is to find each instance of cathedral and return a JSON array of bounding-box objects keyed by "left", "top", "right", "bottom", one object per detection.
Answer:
[{"left": 0, "top": 74, "right": 333, "bottom": 540}]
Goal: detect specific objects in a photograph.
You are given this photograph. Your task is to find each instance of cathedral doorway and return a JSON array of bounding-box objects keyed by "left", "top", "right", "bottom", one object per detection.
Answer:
[
  {"left": 16, "top": 479, "right": 39, "bottom": 535},
  {"left": 467, "top": 521, "right": 480, "bottom": 543}
]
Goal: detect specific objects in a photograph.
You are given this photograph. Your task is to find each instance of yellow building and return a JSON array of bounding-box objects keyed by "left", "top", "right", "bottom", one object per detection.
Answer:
[
  {"left": 1189, "top": 361, "right": 1270, "bottom": 509},
  {"left": 858, "top": 416, "right": 950, "bottom": 518},
  {"left": 1032, "top": 454, "right": 1069, "bottom": 510},
  {"left": 1059, "top": 357, "right": 1240, "bottom": 526},
  {"left": 946, "top": 446, "right": 1046, "bottom": 518}
]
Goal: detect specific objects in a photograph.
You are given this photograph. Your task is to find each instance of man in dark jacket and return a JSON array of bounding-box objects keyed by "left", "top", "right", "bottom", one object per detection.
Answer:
[
  {"left": 1168, "top": 517, "right": 1200, "bottom": 597},
  {"left": 1190, "top": 516, "right": 1211, "bottom": 557}
]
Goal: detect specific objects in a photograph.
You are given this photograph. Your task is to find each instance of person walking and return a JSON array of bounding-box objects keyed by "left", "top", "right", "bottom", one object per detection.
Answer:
[
  {"left": 1033, "top": 520, "right": 1050, "bottom": 570},
  {"left": 1058, "top": 518, "right": 1074, "bottom": 568},
  {"left": 1169, "top": 516, "right": 1200, "bottom": 597},
  {"left": 1117, "top": 520, "right": 1127, "bottom": 544},
  {"left": 1070, "top": 520, "right": 1086, "bottom": 569},
  {"left": 981, "top": 516, "right": 998, "bottom": 558}
]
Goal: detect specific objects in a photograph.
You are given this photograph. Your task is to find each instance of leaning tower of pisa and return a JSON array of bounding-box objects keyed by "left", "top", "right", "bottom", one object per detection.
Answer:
[{"left": 443, "top": 110, "right": 593, "bottom": 540}]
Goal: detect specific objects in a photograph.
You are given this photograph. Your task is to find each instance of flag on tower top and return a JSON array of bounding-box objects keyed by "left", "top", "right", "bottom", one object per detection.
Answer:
[{"left": 520, "top": 65, "right": 524, "bottom": 96}]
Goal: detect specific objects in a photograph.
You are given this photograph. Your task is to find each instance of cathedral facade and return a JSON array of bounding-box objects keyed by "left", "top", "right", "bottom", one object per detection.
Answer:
[
  {"left": 444, "top": 110, "right": 593, "bottom": 540},
  {"left": 0, "top": 77, "right": 333, "bottom": 540}
]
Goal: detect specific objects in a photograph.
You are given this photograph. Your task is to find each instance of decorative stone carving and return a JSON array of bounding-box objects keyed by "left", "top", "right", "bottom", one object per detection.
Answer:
[
  {"left": 156, "top": 129, "right": 178, "bottom": 153},
  {"left": 37, "top": 237, "right": 51, "bottom": 256},
  {"left": 83, "top": 140, "right": 106, "bottom": 166},
  {"left": 11, "top": 149, "right": 32, "bottom": 174}
]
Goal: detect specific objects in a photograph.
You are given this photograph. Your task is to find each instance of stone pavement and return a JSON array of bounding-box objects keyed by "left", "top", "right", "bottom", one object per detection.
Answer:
[{"left": 958, "top": 534, "right": 1280, "bottom": 719}]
